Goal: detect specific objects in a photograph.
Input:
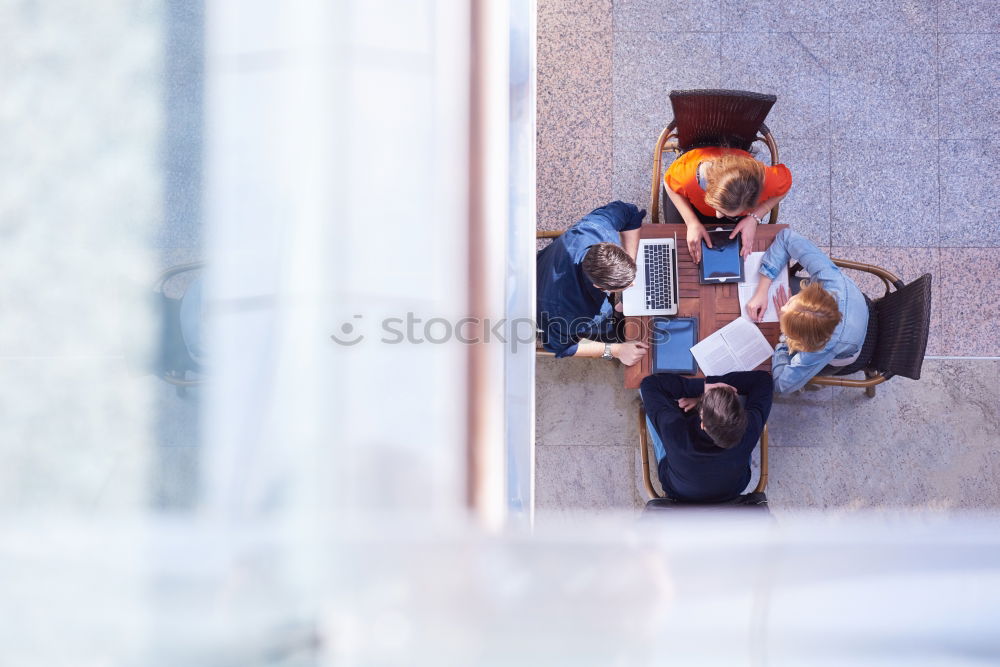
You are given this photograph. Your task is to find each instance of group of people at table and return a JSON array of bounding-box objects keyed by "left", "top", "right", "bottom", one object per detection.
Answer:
[{"left": 537, "top": 146, "right": 869, "bottom": 503}]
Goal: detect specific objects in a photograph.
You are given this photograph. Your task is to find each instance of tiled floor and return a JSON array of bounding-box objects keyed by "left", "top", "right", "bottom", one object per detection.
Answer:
[{"left": 535, "top": 0, "right": 1000, "bottom": 514}]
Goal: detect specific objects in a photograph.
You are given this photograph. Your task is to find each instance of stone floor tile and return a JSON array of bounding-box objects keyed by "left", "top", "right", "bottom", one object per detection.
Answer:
[
  {"left": 535, "top": 356, "right": 638, "bottom": 448},
  {"left": 939, "top": 140, "right": 1000, "bottom": 247},
  {"left": 829, "top": 246, "right": 942, "bottom": 355},
  {"left": 538, "top": 0, "right": 612, "bottom": 34},
  {"left": 536, "top": 126, "right": 612, "bottom": 231},
  {"left": 829, "top": 33, "right": 936, "bottom": 140},
  {"left": 720, "top": 0, "right": 831, "bottom": 37},
  {"left": 537, "top": 29, "right": 612, "bottom": 138},
  {"left": 152, "top": 446, "right": 200, "bottom": 510},
  {"left": 614, "top": 0, "right": 720, "bottom": 32},
  {"left": 536, "top": 445, "right": 642, "bottom": 510},
  {"left": 938, "top": 0, "right": 1000, "bottom": 32},
  {"left": 775, "top": 137, "right": 831, "bottom": 247},
  {"left": 767, "top": 386, "right": 835, "bottom": 447},
  {"left": 613, "top": 134, "right": 659, "bottom": 213},
  {"left": 939, "top": 34, "right": 1000, "bottom": 141},
  {"left": 936, "top": 249, "right": 1000, "bottom": 356},
  {"left": 613, "top": 31, "right": 721, "bottom": 141},
  {"left": 827, "top": 0, "right": 936, "bottom": 33},
  {"left": 721, "top": 33, "right": 830, "bottom": 140},
  {"left": 831, "top": 140, "right": 938, "bottom": 247}
]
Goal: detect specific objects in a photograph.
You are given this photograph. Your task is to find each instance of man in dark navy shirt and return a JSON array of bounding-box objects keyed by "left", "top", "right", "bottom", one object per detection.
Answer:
[
  {"left": 640, "top": 371, "right": 773, "bottom": 502},
  {"left": 536, "top": 201, "right": 648, "bottom": 365}
]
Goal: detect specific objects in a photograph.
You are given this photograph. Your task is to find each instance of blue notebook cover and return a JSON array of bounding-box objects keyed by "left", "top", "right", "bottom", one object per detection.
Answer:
[{"left": 651, "top": 317, "right": 699, "bottom": 375}]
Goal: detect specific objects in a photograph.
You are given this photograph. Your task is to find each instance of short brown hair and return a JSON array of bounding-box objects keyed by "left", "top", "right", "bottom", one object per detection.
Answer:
[
  {"left": 780, "top": 282, "right": 842, "bottom": 353},
  {"left": 704, "top": 154, "right": 765, "bottom": 214},
  {"left": 581, "top": 243, "right": 636, "bottom": 291},
  {"left": 700, "top": 387, "right": 747, "bottom": 449}
]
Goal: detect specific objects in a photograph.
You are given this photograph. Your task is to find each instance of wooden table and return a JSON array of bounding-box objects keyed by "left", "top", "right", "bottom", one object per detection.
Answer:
[{"left": 623, "top": 223, "right": 787, "bottom": 389}]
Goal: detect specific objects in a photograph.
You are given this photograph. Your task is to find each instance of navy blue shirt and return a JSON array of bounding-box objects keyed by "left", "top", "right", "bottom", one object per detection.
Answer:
[
  {"left": 536, "top": 201, "right": 644, "bottom": 357},
  {"left": 640, "top": 371, "right": 773, "bottom": 502}
]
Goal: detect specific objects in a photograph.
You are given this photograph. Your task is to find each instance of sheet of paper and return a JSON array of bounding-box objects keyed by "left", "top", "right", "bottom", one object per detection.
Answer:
[
  {"left": 690, "top": 333, "right": 739, "bottom": 377},
  {"left": 719, "top": 317, "right": 774, "bottom": 371},
  {"left": 691, "top": 317, "right": 773, "bottom": 375},
  {"left": 739, "top": 252, "right": 790, "bottom": 323}
]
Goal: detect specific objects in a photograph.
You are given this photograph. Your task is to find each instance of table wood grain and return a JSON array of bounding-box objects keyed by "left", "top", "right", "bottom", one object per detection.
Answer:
[{"left": 623, "top": 223, "right": 787, "bottom": 389}]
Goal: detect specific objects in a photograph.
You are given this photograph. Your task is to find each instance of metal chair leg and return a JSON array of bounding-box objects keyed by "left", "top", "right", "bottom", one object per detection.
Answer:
[{"left": 864, "top": 370, "right": 877, "bottom": 398}]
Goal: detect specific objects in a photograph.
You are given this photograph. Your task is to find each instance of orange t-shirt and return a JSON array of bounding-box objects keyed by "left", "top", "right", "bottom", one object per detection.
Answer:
[{"left": 663, "top": 146, "right": 792, "bottom": 217}]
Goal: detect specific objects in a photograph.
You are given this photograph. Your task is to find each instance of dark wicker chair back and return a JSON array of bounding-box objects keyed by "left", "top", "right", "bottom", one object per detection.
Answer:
[
  {"left": 828, "top": 297, "right": 878, "bottom": 377},
  {"left": 669, "top": 89, "right": 777, "bottom": 152},
  {"left": 870, "top": 273, "right": 933, "bottom": 380}
]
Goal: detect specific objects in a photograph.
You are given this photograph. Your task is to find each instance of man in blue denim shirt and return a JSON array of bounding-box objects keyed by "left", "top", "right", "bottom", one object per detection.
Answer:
[
  {"left": 745, "top": 229, "right": 869, "bottom": 393},
  {"left": 536, "top": 201, "right": 648, "bottom": 365}
]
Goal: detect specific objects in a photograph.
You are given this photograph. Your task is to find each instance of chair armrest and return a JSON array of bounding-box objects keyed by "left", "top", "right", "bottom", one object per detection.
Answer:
[
  {"left": 536, "top": 230, "right": 563, "bottom": 239},
  {"left": 155, "top": 261, "right": 206, "bottom": 293},
  {"left": 650, "top": 122, "right": 679, "bottom": 225},
  {"left": 758, "top": 125, "right": 780, "bottom": 224},
  {"left": 829, "top": 258, "right": 903, "bottom": 297},
  {"left": 806, "top": 372, "right": 892, "bottom": 388},
  {"left": 637, "top": 404, "right": 663, "bottom": 500},
  {"left": 753, "top": 424, "right": 769, "bottom": 493}
]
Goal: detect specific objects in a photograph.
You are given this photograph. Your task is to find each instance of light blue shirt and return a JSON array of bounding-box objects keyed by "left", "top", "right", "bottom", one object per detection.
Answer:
[{"left": 759, "top": 229, "right": 869, "bottom": 393}]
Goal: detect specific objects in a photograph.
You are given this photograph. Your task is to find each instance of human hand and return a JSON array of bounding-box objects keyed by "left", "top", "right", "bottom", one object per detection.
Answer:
[
  {"left": 745, "top": 291, "right": 768, "bottom": 322},
  {"left": 731, "top": 216, "right": 757, "bottom": 258},
  {"left": 612, "top": 341, "right": 648, "bottom": 366},
  {"left": 685, "top": 223, "right": 711, "bottom": 263},
  {"left": 678, "top": 397, "right": 699, "bottom": 412},
  {"left": 614, "top": 300, "right": 623, "bottom": 313},
  {"left": 772, "top": 284, "right": 790, "bottom": 313}
]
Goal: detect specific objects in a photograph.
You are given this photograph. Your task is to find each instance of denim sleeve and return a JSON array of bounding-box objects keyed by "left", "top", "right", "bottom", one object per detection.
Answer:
[
  {"left": 771, "top": 341, "right": 838, "bottom": 394},
  {"left": 538, "top": 310, "right": 579, "bottom": 358},
  {"left": 759, "top": 229, "right": 839, "bottom": 282},
  {"left": 589, "top": 201, "right": 646, "bottom": 233}
]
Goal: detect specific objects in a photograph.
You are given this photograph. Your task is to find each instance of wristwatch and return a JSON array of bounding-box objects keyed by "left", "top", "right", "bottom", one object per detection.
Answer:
[{"left": 602, "top": 343, "right": 614, "bottom": 360}]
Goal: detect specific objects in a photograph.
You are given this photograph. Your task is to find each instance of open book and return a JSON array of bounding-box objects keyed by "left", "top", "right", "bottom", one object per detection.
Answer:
[
  {"left": 738, "top": 252, "right": 790, "bottom": 323},
  {"left": 690, "top": 317, "right": 773, "bottom": 376}
]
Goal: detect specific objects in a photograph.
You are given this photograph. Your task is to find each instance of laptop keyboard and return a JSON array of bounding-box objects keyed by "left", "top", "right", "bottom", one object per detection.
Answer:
[{"left": 644, "top": 243, "right": 674, "bottom": 310}]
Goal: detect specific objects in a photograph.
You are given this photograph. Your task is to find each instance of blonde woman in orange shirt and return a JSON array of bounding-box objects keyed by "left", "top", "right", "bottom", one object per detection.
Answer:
[{"left": 663, "top": 147, "right": 792, "bottom": 262}]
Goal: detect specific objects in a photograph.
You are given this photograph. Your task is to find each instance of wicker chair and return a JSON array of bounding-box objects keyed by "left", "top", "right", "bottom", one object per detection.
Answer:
[
  {"left": 805, "top": 261, "right": 933, "bottom": 397},
  {"left": 637, "top": 402, "right": 770, "bottom": 513},
  {"left": 650, "top": 89, "right": 781, "bottom": 227}
]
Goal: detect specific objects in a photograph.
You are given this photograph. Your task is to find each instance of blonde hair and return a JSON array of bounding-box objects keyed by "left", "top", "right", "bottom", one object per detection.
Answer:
[
  {"left": 704, "top": 154, "right": 765, "bottom": 214},
  {"left": 779, "top": 282, "right": 842, "bottom": 353}
]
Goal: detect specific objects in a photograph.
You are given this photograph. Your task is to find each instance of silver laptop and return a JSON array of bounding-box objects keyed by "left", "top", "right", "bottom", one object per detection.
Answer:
[{"left": 622, "top": 236, "right": 679, "bottom": 316}]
